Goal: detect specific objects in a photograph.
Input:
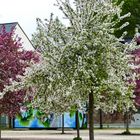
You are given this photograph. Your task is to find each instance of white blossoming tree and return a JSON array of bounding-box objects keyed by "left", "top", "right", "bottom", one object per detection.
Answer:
[
  {"left": 45, "top": 1, "right": 137, "bottom": 140},
  {"left": 1, "top": 0, "right": 140, "bottom": 140},
  {"left": 31, "top": 0, "right": 138, "bottom": 139}
]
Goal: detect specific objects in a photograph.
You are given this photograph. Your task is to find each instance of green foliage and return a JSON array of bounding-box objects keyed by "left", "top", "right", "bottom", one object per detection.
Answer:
[
  {"left": 114, "top": 0, "right": 140, "bottom": 38},
  {"left": 73, "top": 137, "right": 82, "bottom": 140}
]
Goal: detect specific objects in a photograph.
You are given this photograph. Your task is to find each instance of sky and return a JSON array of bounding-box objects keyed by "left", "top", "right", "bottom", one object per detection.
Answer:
[{"left": 0, "top": 0, "right": 66, "bottom": 39}]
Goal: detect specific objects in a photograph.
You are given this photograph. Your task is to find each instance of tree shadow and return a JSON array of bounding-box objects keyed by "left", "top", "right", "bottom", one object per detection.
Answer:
[{"left": 115, "top": 133, "right": 140, "bottom": 136}]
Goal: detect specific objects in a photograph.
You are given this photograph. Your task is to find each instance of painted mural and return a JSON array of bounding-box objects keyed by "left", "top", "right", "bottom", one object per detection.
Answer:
[{"left": 14, "top": 109, "right": 87, "bottom": 128}]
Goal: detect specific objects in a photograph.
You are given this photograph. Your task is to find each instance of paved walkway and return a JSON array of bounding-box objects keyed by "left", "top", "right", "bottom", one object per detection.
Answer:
[{"left": 1, "top": 129, "right": 140, "bottom": 140}]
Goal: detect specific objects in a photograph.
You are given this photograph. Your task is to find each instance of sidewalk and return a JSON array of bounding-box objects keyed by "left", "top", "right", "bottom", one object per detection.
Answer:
[{"left": 1, "top": 129, "right": 140, "bottom": 140}]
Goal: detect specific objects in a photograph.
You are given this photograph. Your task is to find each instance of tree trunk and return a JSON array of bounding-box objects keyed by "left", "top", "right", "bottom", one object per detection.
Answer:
[
  {"left": 0, "top": 115, "right": 1, "bottom": 140},
  {"left": 99, "top": 109, "right": 103, "bottom": 129},
  {"left": 88, "top": 92, "right": 94, "bottom": 140},
  {"left": 76, "top": 110, "right": 80, "bottom": 138},
  {"left": 123, "top": 111, "right": 131, "bottom": 135},
  {"left": 61, "top": 114, "right": 65, "bottom": 134},
  {"left": 81, "top": 113, "right": 86, "bottom": 128},
  {"left": 8, "top": 116, "right": 12, "bottom": 129},
  {"left": 125, "top": 111, "right": 130, "bottom": 134}
]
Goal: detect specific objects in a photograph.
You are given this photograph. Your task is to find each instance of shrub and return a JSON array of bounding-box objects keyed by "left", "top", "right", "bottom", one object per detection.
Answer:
[{"left": 73, "top": 137, "right": 82, "bottom": 140}]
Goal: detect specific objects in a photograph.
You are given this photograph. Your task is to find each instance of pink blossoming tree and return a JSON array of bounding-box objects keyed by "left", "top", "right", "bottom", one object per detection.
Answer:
[{"left": 0, "top": 26, "right": 39, "bottom": 136}]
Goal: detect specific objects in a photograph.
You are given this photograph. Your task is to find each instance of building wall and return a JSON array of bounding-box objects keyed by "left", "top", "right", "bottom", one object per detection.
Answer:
[
  {"left": 0, "top": 115, "right": 8, "bottom": 128},
  {"left": 14, "top": 25, "right": 34, "bottom": 51}
]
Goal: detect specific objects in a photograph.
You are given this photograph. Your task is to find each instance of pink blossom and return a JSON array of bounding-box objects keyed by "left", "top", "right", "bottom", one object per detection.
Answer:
[{"left": 0, "top": 26, "right": 39, "bottom": 117}]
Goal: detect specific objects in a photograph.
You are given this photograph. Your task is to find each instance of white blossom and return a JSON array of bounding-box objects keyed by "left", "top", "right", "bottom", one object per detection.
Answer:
[{"left": 2, "top": 0, "right": 140, "bottom": 115}]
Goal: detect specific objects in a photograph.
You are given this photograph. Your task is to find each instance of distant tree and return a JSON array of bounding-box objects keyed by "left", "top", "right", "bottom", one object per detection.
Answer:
[{"left": 114, "top": 0, "right": 140, "bottom": 38}]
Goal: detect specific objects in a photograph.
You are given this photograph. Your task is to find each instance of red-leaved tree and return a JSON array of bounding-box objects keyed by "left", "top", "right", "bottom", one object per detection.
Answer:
[
  {"left": 132, "top": 36, "right": 140, "bottom": 107},
  {"left": 120, "top": 36, "right": 140, "bottom": 135},
  {"left": 0, "top": 26, "right": 39, "bottom": 118}
]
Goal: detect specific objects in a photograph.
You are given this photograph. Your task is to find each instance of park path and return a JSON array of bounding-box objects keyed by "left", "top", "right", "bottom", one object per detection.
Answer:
[{"left": 1, "top": 129, "right": 140, "bottom": 140}]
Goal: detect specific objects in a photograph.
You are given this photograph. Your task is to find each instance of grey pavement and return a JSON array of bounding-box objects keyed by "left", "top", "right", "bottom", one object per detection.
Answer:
[{"left": 1, "top": 129, "right": 140, "bottom": 140}]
